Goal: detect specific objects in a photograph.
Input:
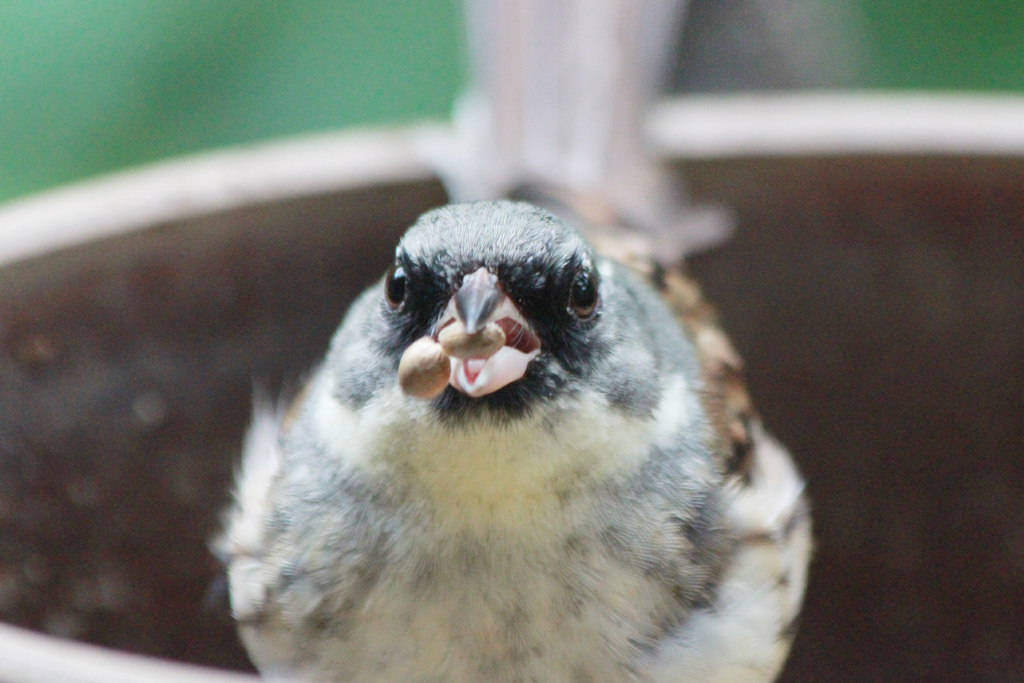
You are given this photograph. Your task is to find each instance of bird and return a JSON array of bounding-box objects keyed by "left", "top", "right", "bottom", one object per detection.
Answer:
[{"left": 217, "top": 200, "right": 811, "bottom": 683}]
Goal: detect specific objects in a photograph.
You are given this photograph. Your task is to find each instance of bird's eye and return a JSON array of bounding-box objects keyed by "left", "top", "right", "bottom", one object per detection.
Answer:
[
  {"left": 385, "top": 265, "right": 408, "bottom": 309},
  {"left": 569, "top": 269, "right": 599, "bottom": 318}
]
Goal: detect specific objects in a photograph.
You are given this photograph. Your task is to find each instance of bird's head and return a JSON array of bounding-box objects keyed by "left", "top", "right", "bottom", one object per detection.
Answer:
[{"left": 350, "top": 201, "right": 615, "bottom": 421}]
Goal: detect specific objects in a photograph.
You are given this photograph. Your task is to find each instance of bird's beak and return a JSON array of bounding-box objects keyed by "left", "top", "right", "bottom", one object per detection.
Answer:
[
  {"left": 433, "top": 267, "right": 541, "bottom": 398},
  {"left": 455, "top": 268, "right": 502, "bottom": 334}
]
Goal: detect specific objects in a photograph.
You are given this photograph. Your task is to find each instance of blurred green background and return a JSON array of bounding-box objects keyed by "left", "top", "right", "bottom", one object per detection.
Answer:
[{"left": 1, "top": 0, "right": 1023, "bottom": 205}]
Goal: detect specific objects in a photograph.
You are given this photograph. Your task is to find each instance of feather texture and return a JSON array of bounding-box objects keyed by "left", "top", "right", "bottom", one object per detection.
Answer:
[{"left": 219, "top": 201, "right": 810, "bottom": 682}]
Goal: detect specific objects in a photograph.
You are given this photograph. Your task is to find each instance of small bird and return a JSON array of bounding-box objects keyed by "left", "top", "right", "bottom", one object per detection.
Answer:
[{"left": 218, "top": 200, "right": 810, "bottom": 683}]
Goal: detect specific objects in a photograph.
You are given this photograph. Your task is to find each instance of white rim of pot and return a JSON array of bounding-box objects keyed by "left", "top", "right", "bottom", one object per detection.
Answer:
[
  {"left": 649, "top": 91, "right": 1024, "bottom": 159},
  {"left": 0, "top": 124, "right": 443, "bottom": 269}
]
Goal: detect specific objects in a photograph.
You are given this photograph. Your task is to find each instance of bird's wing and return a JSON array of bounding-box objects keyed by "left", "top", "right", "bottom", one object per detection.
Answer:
[
  {"left": 215, "top": 402, "right": 284, "bottom": 624},
  {"left": 216, "top": 402, "right": 314, "bottom": 677},
  {"left": 617, "top": 251, "right": 807, "bottom": 682},
  {"left": 647, "top": 422, "right": 811, "bottom": 683},
  {"left": 531, "top": 187, "right": 812, "bottom": 682},
  {"left": 634, "top": 249, "right": 813, "bottom": 683}
]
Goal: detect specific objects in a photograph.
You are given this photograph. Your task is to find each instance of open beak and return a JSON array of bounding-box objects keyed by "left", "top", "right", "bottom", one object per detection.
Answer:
[{"left": 436, "top": 267, "right": 541, "bottom": 397}]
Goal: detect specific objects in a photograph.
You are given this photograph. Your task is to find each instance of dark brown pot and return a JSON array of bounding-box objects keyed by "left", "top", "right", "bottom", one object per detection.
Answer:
[{"left": 1, "top": 95, "right": 1021, "bottom": 682}]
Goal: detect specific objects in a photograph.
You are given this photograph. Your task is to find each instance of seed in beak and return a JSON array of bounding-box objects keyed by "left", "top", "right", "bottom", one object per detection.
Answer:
[
  {"left": 398, "top": 337, "right": 451, "bottom": 399},
  {"left": 438, "top": 320, "right": 506, "bottom": 359}
]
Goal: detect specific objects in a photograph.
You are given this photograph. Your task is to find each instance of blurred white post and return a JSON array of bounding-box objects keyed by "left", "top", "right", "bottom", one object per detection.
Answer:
[{"left": 427, "top": 0, "right": 731, "bottom": 260}]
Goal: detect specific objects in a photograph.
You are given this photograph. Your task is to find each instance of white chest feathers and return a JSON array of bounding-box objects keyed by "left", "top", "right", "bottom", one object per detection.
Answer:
[
  {"left": 222, "top": 371, "right": 805, "bottom": 683},
  {"left": 311, "top": 372, "right": 699, "bottom": 534}
]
